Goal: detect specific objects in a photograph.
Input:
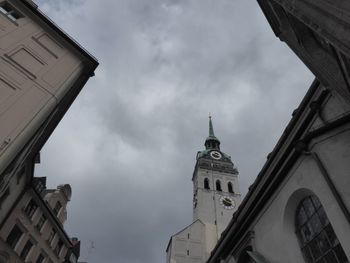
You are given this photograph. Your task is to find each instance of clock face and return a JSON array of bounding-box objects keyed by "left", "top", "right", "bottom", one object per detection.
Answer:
[
  {"left": 210, "top": 151, "right": 222, "bottom": 160},
  {"left": 219, "top": 196, "right": 235, "bottom": 210}
]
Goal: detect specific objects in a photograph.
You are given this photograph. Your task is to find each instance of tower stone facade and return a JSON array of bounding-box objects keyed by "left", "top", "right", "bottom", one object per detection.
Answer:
[{"left": 166, "top": 117, "right": 241, "bottom": 263}]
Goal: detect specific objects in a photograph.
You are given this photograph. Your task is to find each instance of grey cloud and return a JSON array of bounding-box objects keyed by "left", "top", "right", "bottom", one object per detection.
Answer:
[{"left": 34, "top": 0, "right": 314, "bottom": 262}]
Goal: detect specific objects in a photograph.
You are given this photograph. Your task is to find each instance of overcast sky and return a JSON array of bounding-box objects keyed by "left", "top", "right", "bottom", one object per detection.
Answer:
[{"left": 34, "top": 0, "right": 313, "bottom": 262}]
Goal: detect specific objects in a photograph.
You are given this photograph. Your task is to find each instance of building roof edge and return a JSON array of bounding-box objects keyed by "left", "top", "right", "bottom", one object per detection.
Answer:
[{"left": 20, "top": 0, "right": 98, "bottom": 68}]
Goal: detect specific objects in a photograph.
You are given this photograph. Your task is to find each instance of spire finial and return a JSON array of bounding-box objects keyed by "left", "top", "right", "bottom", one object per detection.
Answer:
[{"left": 209, "top": 114, "right": 215, "bottom": 137}]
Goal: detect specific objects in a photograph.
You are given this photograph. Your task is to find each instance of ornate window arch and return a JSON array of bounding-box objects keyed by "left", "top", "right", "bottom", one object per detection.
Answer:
[
  {"left": 295, "top": 195, "right": 349, "bottom": 263},
  {"left": 204, "top": 178, "right": 210, "bottom": 190},
  {"left": 216, "top": 180, "right": 222, "bottom": 192}
]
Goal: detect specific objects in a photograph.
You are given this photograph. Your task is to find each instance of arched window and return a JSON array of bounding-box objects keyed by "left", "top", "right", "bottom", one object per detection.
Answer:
[
  {"left": 204, "top": 178, "right": 210, "bottom": 190},
  {"left": 216, "top": 180, "right": 222, "bottom": 192},
  {"left": 295, "top": 195, "right": 349, "bottom": 263},
  {"left": 228, "top": 182, "right": 234, "bottom": 193}
]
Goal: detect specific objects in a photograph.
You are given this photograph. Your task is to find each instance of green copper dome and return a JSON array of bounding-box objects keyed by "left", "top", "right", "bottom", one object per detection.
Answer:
[{"left": 196, "top": 116, "right": 232, "bottom": 162}]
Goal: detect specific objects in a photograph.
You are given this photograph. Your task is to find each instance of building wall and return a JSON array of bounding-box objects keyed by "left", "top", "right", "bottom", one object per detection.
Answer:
[
  {"left": 0, "top": 1, "right": 94, "bottom": 262},
  {"left": 257, "top": 0, "right": 350, "bottom": 102},
  {"left": 0, "top": 163, "right": 29, "bottom": 227},
  {"left": 314, "top": 128, "right": 350, "bottom": 211},
  {"left": 193, "top": 168, "right": 240, "bottom": 236},
  {"left": 0, "top": 1, "right": 96, "bottom": 253},
  {"left": 167, "top": 221, "right": 206, "bottom": 263},
  {"left": 0, "top": 0, "right": 86, "bottom": 177},
  {"left": 43, "top": 184, "right": 71, "bottom": 225},
  {"left": 247, "top": 127, "right": 350, "bottom": 262},
  {"left": 251, "top": 136, "right": 350, "bottom": 263},
  {"left": 0, "top": 185, "right": 73, "bottom": 263},
  {"left": 168, "top": 148, "right": 241, "bottom": 263},
  {"left": 213, "top": 84, "right": 350, "bottom": 263}
]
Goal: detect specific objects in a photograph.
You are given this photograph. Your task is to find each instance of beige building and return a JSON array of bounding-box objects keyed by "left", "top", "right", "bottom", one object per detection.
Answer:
[
  {"left": 0, "top": 0, "right": 97, "bottom": 262},
  {"left": 207, "top": 1, "right": 350, "bottom": 263},
  {"left": 0, "top": 0, "right": 97, "bottom": 227},
  {"left": 0, "top": 176, "right": 80, "bottom": 263}
]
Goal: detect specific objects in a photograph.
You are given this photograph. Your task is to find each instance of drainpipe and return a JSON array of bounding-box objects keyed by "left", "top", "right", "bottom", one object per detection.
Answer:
[{"left": 295, "top": 141, "right": 350, "bottom": 225}]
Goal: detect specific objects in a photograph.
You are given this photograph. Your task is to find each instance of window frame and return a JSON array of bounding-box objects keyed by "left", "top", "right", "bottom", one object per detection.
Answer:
[
  {"left": 47, "top": 228, "right": 56, "bottom": 245},
  {"left": 20, "top": 239, "right": 33, "bottom": 260},
  {"left": 54, "top": 239, "right": 63, "bottom": 256},
  {"left": 295, "top": 195, "right": 349, "bottom": 263},
  {"left": 36, "top": 213, "right": 47, "bottom": 232},
  {"left": 36, "top": 253, "right": 45, "bottom": 263},
  {"left": 53, "top": 201, "right": 62, "bottom": 216},
  {"left": 6, "top": 224, "right": 23, "bottom": 249},
  {"left": 0, "top": 1, "right": 23, "bottom": 22},
  {"left": 23, "top": 199, "right": 38, "bottom": 219}
]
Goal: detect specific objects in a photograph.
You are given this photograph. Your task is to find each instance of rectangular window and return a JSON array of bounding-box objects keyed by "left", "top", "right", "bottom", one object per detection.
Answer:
[
  {"left": 36, "top": 253, "right": 45, "bottom": 263},
  {"left": 6, "top": 224, "right": 23, "bottom": 249},
  {"left": 20, "top": 240, "right": 33, "bottom": 260},
  {"left": 36, "top": 214, "right": 46, "bottom": 231},
  {"left": 47, "top": 228, "right": 56, "bottom": 244},
  {"left": 54, "top": 239, "right": 63, "bottom": 256},
  {"left": 24, "top": 199, "right": 38, "bottom": 218},
  {"left": 53, "top": 201, "right": 62, "bottom": 216},
  {"left": 0, "top": 2, "right": 23, "bottom": 21}
]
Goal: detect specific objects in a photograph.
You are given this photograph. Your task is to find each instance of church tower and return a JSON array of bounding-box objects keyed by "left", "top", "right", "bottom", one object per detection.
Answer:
[
  {"left": 166, "top": 117, "right": 241, "bottom": 263},
  {"left": 193, "top": 116, "right": 240, "bottom": 239}
]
